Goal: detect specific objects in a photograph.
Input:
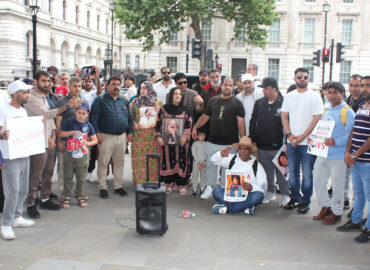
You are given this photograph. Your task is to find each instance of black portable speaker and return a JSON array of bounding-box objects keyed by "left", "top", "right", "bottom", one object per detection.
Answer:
[{"left": 136, "top": 153, "right": 168, "bottom": 235}]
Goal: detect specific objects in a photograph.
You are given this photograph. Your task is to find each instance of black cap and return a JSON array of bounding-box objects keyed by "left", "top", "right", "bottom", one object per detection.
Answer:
[
  {"left": 258, "top": 77, "right": 278, "bottom": 89},
  {"left": 47, "top": 66, "right": 59, "bottom": 74},
  {"left": 199, "top": 69, "right": 208, "bottom": 75},
  {"left": 22, "top": 77, "right": 34, "bottom": 85}
]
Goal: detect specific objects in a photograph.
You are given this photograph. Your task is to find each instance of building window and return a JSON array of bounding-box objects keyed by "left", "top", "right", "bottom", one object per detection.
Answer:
[
  {"left": 75, "top": 6, "right": 79, "bottom": 25},
  {"left": 342, "top": 19, "right": 353, "bottom": 45},
  {"left": 25, "top": 34, "right": 30, "bottom": 57},
  {"left": 48, "top": 0, "right": 51, "bottom": 13},
  {"left": 97, "top": 15, "right": 100, "bottom": 31},
  {"left": 87, "top": 11, "right": 90, "bottom": 28},
  {"left": 305, "top": 0, "right": 316, "bottom": 2},
  {"left": 304, "top": 18, "right": 315, "bottom": 43},
  {"left": 303, "top": 59, "right": 314, "bottom": 83},
  {"left": 169, "top": 31, "right": 178, "bottom": 41},
  {"left": 343, "top": 0, "right": 354, "bottom": 3},
  {"left": 201, "top": 18, "right": 212, "bottom": 41},
  {"left": 269, "top": 18, "right": 280, "bottom": 42},
  {"left": 126, "top": 55, "right": 131, "bottom": 68},
  {"left": 135, "top": 56, "right": 140, "bottom": 68},
  {"left": 268, "top": 58, "right": 280, "bottom": 81},
  {"left": 62, "top": 0, "right": 66, "bottom": 20},
  {"left": 166, "top": 57, "right": 178, "bottom": 73},
  {"left": 106, "top": 19, "right": 109, "bottom": 34},
  {"left": 340, "top": 61, "right": 352, "bottom": 84}
]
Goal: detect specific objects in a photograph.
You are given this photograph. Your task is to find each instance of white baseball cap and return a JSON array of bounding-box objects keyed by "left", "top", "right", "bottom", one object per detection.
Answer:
[
  {"left": 241, "top": 73, "right": 254, "bottom": 82},
  {"left": 8, "top": 80, "right": 33, "bottom": 94}
]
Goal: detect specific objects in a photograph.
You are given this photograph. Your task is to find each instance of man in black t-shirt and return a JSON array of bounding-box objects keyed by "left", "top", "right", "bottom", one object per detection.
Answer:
[{"left": 192, "top": 77, "right": 246, "bottom": 199}]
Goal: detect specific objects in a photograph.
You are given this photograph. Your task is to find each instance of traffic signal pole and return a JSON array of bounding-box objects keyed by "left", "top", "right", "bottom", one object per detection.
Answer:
[
  {"left": 329, "top": 39, "right": 334, "bottom": 81},
  {"left": 321, "top": 6, "right": 329, "bottom": 100}
]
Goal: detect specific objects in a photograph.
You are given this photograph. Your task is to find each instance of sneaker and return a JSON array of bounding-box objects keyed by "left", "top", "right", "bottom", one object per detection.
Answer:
[
  {"left": 244, "top": 207, "right": 255, "bottom": 216},
  {"left": 1, "top": 226, "right": 15, "bottom": 240},
  {"left": 13, "top": 216, "right": 35, "bottom": 228},
  {"left": 212, "top": 204, "right": 227, "bottom": 214},
  {"left": 279, "top": 195, "right": 290, "bottom": 207},
  {"left": 343, "top": 200, "right": 350, "bottom": 210},
  {"left": 336, "top": 219, "right": 362, "bottom": 232},
  {"left": 27, "top": 205, "right": 41, "bottom": 219},
  {"left": 113, "top": 188, "right": 127, "bottom": 197},
  {"left": 192, "top": 191, "right": 197, "bottom": 197},
  {"left": 49, "top": 193, "right": 58, "bottom": 200},
  {"left": 87, "top": 173, "right": 96, "bottom": 183},
  {"left": 297, "top": 202, "right": 310, "bottom": 214},
  {"left": 262, "top": 192, "right": 276, "bottom": 204},
  {"left": 200, "top": 186, "right": 213, "bottom": 200},
  {"left": 283, "top": 198, "right": 299, "bottom": 210},
  {"left": 99, "top": 189, "right": 109, "bottom": 199},
  {"left": 354, "top": 228, "right": 370, "bottom": 243},
  {"left": 40, "top": 199, "right": 61, "bottom": 210}
]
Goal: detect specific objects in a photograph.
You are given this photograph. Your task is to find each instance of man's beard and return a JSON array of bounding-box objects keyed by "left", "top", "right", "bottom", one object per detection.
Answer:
[
  {"left": 200, "top": 80, "right": 207, "bottom": 85},
  {"left": 244, "top": 86, "right": 253, "bottom": 93},
  {"left": 84, "top": 85, "right": 93, "bottom": 91},
  {"left": 163, "top": 75, "right": 171, "bottom": 81},
  {"left": 37, "top": 84, "right": 49, "bottom": 94},
  {"left": 362, "top": 91, "right": 370, "bottom": 101},
  {"left": 211, "top": 80, "right": 221, "bottom": 87},
  {"left": 296, "top": 81, "right": 308, "bottom": 88}
]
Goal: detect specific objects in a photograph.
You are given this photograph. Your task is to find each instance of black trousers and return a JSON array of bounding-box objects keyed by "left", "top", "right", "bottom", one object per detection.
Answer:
[{"left": 0, "top": 170, "right": 4, "bottom": 212}]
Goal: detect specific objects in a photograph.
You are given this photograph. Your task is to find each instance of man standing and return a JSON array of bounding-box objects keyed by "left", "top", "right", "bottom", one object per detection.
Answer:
[
  {"left": 90, "top": 76, "right": 133, "bottom": 199},
  {"left": 233, "top": 72, "right": 245, "bottom": 96},
  {"left": 249, "top": 77, "right": 290, "bottom": 207},
  {"left": 247, "top": 64, "right": 261, "bottom": 83},
  {"left": 236, "top": 73, "right": 263, "bottom": 136},
  {"left": 346, "top": 74, "right": 363, "bottom": 113},
  {"left": 81, "top": 66, "right": 102, "bottom": 109},
  {"left": 338, "top": 75, "right": 370, "bottom": 243},
  {"left": 192, "top": 78, "right": 245, "bottom": 199},
  {"left": 192, "top": 69, "right": 209, "bottom": 98},
  {"left": 0, "top": 81, "right": 34, "bottom": 240},
  {"left": 281, "top": 67, "right": 323, "bottom": 214},
  {"left": 55, "top": 72, "right": 70, "bottom": 99},
  {"left": 24, "top": 71, "right": 80, "bottom": 219},
  {"left": 312, "top": 82, "right": 355, "bottom": 225},
  {"left": 153, "top": 67, "right": 176, "bottom": 104}
]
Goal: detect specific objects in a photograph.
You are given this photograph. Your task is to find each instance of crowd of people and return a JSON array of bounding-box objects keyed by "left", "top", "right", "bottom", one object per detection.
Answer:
[{"left": 0, "top": 64, "right": 369, "bottom": 245}]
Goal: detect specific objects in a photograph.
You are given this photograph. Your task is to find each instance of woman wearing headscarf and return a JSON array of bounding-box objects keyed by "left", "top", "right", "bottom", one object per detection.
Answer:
[
  {"left": 130, "top": 81, "right": 162, "bottom": 185},
  {"left": 156, "top": 87, "right": 192, "bottom": 195}
]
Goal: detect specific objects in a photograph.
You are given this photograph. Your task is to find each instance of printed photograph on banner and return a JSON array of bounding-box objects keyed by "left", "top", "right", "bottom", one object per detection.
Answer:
[
  {"left": 272, "top": 144, "right": 289, "bottom": 181},
  {"left": 307, "top": 120, "right": 335, "bottom": 158},
  {"left": 161, "top": 117, "right": 184, "bottom": 145},
  {"left": 138, "top": 106, "right": 157, "bottom": 129},
  {"left": 224, "top": 170, "right": 247, "bottom": 202}
]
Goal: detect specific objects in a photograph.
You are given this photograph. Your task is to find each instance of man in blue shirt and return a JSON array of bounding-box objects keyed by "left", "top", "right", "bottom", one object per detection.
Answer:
[{"left": 90, "top": 76, "right": 133, "bottom": 199}]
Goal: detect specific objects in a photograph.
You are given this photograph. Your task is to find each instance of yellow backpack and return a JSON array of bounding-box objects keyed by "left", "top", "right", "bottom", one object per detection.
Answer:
[{"left": 323, "top": 105, "right": 348, "bottom": 132}]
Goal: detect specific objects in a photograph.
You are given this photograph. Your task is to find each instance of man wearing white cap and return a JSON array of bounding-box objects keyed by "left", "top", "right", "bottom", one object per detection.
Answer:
[
  {"left": 236, "top": 73, "right": 263, "bottom": 136},
  {"left": 0, "top": 80, "right": 35, "bottom": 240}
]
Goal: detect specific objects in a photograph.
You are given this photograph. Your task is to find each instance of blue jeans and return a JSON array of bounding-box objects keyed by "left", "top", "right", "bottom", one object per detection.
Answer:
[
  {"left": 351, "top": 161, "right": 370, "bottom": 229},
  {"left": 212, "top": 187, "right": 264, "bottom": 214},
  {"left": 286, "top": 144, "right": 316, "bottom": 203}
]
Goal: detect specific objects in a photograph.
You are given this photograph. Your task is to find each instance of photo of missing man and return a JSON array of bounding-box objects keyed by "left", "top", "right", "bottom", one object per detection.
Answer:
[{"left": 161, "top": 117, "right": 184, "bottom": 145}]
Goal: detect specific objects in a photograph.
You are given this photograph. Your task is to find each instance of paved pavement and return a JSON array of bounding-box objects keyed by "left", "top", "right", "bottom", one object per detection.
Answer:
[{"left": 0, "top": 155, "right": 369, "bottom": 270}]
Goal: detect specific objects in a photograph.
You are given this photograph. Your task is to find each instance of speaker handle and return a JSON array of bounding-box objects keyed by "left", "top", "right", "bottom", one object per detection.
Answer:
[{"left": 146, "top": 153, "right": 161, "bottom": 186}]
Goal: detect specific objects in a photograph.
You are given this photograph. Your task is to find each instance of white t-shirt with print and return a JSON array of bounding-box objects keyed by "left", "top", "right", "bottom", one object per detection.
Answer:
[
  {"left": 281, "top": 89, "right": 323, "bottom": 145},
  {"left": 81, "top": 90, "right": 97, "bottom": 109}
]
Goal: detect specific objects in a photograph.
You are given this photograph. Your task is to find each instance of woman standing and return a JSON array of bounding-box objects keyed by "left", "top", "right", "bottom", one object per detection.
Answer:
[
  {"left": 156, "top": 87, "right": 192, "bottom": 194},
  {"left": 130, "top": 81, "right": 162, "bottom": 185}
]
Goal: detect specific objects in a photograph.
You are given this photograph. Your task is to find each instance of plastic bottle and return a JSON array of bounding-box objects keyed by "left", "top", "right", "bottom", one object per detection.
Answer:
[{"left": 178, "top": 210, "right": 196, "bottom": 218}]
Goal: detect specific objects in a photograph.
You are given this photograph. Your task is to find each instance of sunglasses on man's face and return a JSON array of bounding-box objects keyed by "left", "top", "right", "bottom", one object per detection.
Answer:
[
  {"left": 296, "top": 75, "right": 309, "bottom": 80},
  {"left": 162, "top": 72, "right": 170, "bottom": 75},
  {"left": 178, "top": 81, "right": 187, "bottom": 86}
]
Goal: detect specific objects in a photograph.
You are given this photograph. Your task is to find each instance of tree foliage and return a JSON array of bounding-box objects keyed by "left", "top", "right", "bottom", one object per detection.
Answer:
[{"left": 114, "top": 0, "right": 278, "bottom": 51}]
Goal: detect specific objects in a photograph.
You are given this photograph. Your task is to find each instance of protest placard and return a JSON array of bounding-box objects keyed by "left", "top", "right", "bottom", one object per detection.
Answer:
[
  {"left": 224, "top": 170, "right": 248, "bottom": 202},
  {"left": 272, "top": 144, "right": 289, "bottom": 181},
  {"left": 307, "top": 120, "right": 335, "bottom": 158}
]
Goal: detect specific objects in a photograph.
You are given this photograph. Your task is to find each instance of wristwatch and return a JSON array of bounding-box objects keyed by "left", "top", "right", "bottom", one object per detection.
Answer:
[
  {"left": 286, "top": 132, "right": 292, "bottom": 137},
  {"left": 66, "top": 104, "right": 71, "bottom": 110},
  {"left": 351, "top": 152, "right": 357, "bottom": 160}
]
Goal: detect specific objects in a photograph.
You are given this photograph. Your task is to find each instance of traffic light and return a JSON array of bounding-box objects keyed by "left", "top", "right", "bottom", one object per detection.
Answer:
[
  {"left": 192, "top": 39, "right": 202, "bottom": 59},
  {"left": 216, "top": 63, "right": 222, "bottom": 71},
  {"left": 312, "top": 49, "right": 321, "bottom": 67},
  {"left": 336, "top": 42, "right": 345, "bottom": 63},
  {"left": 322, "top": 48, "right": 330, "bottom": 63}
]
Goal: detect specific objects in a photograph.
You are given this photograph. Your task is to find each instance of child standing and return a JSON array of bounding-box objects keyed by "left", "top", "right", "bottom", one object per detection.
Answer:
[
  {"left": 59, "top": 102, "right": 97, "bottom": 208},
  {"left": 191, "top": 130, "right": 206, "bottom": 197}
]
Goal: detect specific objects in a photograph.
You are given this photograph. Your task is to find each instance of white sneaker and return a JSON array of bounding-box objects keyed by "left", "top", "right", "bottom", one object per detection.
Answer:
[
  {"left": 262, "top": 192, "right": 276, "bottom": 204},
  {"left": 1, "top": 226, "right": 15, "bottom": 240},
  {"left": 200, "top": 186, "right": 213, "bottom": 200},
  {"left": 212, "top": 204, "right": 228, "bottom": 214},
  {"left": 87, "top": 173, "right": 96, "bottom": 183},
  {"left": 13, "top": 216, "right": 35, "bottom": 228},
  {"left": 279, "top": 194, "right": 291, "bottom": 207}
]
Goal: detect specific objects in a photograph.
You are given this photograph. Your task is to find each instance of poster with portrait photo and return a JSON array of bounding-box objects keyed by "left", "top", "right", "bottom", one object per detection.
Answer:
[
  {"left": 139, "top": 107, "right": 157, "bottom": 129},
  {"left": 224, "top": 170, "right": 247, "bottom": 202},
  {"left": 272, "top": 144, "right": 289, "bottom": 181},
  {"left": 161, "top": 117, "right": 184, "bottom": 145}
]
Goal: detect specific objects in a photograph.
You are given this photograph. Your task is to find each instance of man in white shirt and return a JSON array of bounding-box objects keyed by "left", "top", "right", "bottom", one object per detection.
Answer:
[
  {"left": 281, "top": 67, "right": 323, "bottom": 214},
  {"left": 236, "top": 74, "right": 263, "bottom": 136},
  {"left": 0, "top": 81, "right": 35, "bottom": 240},
  {"left": 81, "top": 66, "right": 102, "bottom": 110},
  {"left": 153, "top": 66, "right": 176, "bottom": 104}
]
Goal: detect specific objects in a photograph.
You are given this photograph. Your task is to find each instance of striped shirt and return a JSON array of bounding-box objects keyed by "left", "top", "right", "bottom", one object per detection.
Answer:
[{"left": 351, "top": 106, "right": 370, "bottom": 162}]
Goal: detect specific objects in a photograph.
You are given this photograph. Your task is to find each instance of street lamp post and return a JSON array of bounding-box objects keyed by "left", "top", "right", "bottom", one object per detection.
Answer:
[
  {"left": 109, "top": 1, "right": 116, "bottom": 76},
  {"left": 29, "top": 0, "right": 40, "bottom": 78},
  {"left": 322, "top": 1, "right": 330, "bottom": 88},
  {"left": 104, "top": 44, "right": 113, "bottom": 81},
  {"left": 215, "top": 54, "right": 219, "bottom": 67}
]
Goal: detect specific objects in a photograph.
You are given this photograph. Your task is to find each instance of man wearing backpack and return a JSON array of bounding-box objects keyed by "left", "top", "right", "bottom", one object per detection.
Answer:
[
  {"left": 312, "top": 82, "right": 355, "bottom": 225},
  {"left": 210, "top": 136, "right": 267, "bottom": 215}
]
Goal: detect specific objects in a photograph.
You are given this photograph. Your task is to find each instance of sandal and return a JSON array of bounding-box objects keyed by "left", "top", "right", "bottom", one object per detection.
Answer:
[
  {"left": 179, "top": 188, "right": 187, "bottom": 195},
  {"left": 61, "top": 197, "right": 70, "bottom": 209},
  {"left": 83, "top": 195, "right": 89, "bottom": 201},
  {"left": 166, "top": 187, "right": 173, "bottom": 194},
  {"left": 77, "top": 197, "right": 88, "bottom": 208}
]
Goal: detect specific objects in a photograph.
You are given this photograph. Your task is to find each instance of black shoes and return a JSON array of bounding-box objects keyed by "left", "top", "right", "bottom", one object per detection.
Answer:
[
  {"left": 114, "top": 188, "right": 127, "bottom": 197},
  {"left": 354, "top": 228, "right": 370, "bottom": 243},
  {"left": 49, "top": 193, "right": 58, "bottom": 200},
  {"left": 99, "top": 189, "right": 109, "bottom": 199},
  {"left": 336, "top": 219, "right": 362, "bottom": 232},
  {"left": 283, "top": 199, "right": 299, "bottom": 210},
  {"left": 27, "top": 205, "right": 40, "bottom": 219},
  {"left": 40, "top": 199, "right": 61, "bottom": 210},
  {"left": 297, "top": 202, "right": 310, "bottom": 214}
]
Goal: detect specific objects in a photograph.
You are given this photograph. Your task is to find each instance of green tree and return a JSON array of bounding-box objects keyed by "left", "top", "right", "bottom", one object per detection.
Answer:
[{"left": 114, "top": 0, "right": 277, "bottom": 59}]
